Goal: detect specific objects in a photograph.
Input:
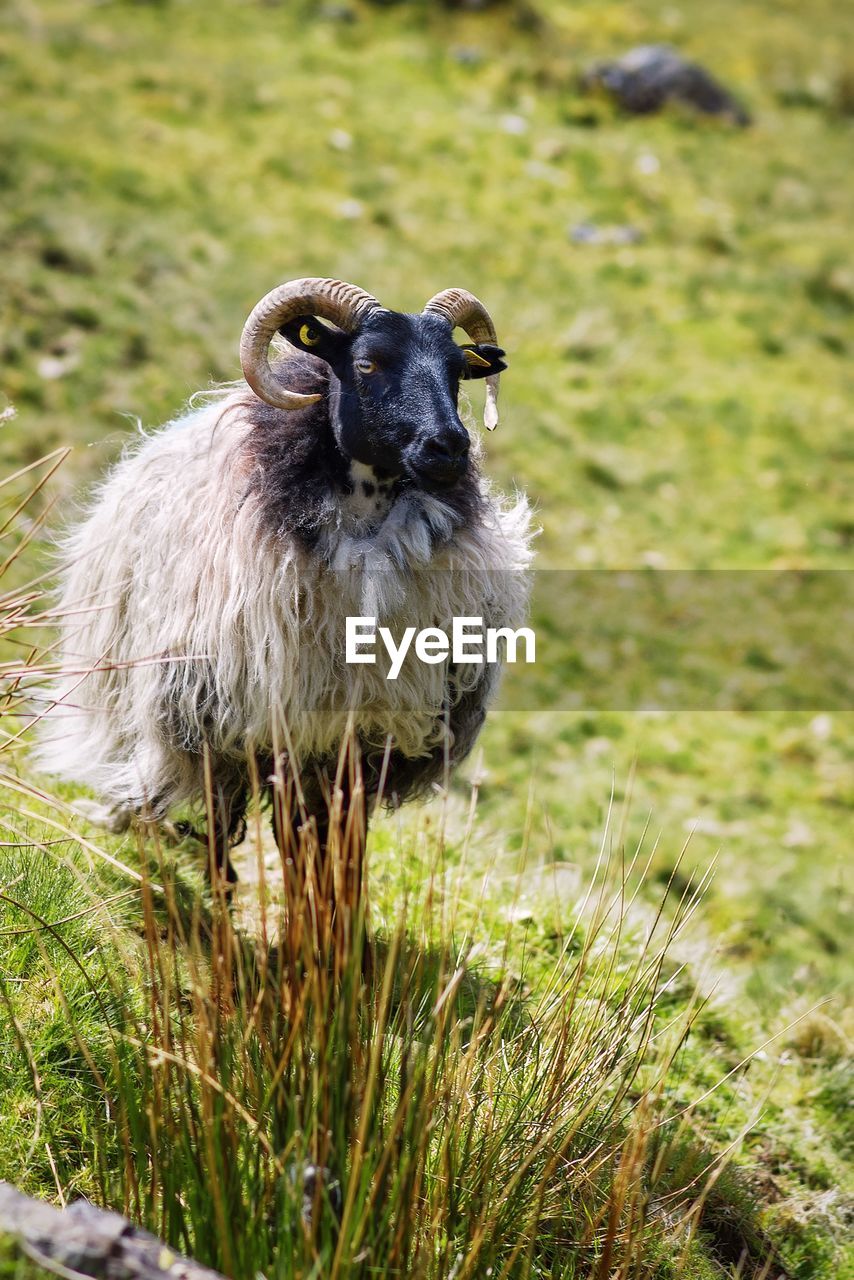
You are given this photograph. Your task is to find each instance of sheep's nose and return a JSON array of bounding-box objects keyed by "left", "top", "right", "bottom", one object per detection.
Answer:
[
  {"left": 423, "top": 432, "right": 469, "bottom": 464},
  {"left": 415, "top": 431, "right": 470, "bottom": 489}
]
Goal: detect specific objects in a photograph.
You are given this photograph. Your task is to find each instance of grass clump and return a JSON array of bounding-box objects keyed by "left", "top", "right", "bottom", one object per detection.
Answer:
[{"left": 1, "top": 778, "right": 770, "bottom": 1279}]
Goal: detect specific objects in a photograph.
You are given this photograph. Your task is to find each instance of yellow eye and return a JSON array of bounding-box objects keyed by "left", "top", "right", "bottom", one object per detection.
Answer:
[
  {"left": 355, "top": 358, "right": 378, "bottom": 375},
  {"left": 299, "top": 323, "right": 321, "bottom": 347}
]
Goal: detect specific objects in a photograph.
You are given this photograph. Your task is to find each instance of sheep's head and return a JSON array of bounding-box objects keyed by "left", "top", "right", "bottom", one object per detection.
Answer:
[{"left": 240, "top": 278, "right": 507, "bottom": 492}]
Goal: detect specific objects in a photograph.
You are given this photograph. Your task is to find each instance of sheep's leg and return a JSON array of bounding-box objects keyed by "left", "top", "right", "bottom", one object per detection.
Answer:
[
  {"left": 270, "top": 750, "right": 368, "bottom": 967},
  {"left": 297, "top": 789, "right": 368, "bottom": 977},
  {"left": 328, "top": 784, "right": 371, "bottom": 980},
  {"left": 310, "top": 745, "right": 367, "bottom": 921},
  {"left": 202, "top": 774, "right": 248, "bottom": 889},
  {"left": 309, "top": 799, "right": 366, "bottom": 916}
]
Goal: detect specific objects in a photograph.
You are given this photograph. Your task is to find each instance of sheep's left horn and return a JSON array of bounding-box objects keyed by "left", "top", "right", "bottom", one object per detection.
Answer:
[
  {"left": 240, "top": 277, "right": 382, "bottom": 410},
  {"left": 422, "top": 288, "right": 502, "bottom": 430}
]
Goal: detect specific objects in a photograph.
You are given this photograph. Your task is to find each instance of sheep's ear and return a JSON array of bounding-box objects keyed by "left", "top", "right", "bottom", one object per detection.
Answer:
[
  {"left": 279, "top": 315, "right": 349, "bottom": 364},
  {"left": 461, "top": 343, "right": 507, "bottom": 380}
]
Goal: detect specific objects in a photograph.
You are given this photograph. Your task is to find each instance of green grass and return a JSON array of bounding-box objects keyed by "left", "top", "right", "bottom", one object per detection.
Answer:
[
  {"left": 0, "top": 772, "right": 803, "bottom": 1279},
  {"left": 0, "top": 1239, "right": 56, "bottom": 1280},
  {"left": 0, "top": 0, "right": 852, "bottom": 1275}
]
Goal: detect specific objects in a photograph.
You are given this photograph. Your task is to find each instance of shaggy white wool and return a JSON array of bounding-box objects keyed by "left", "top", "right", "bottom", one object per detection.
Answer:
[{"left": 37, "top": 390, "right": 535, "bottom": 818}]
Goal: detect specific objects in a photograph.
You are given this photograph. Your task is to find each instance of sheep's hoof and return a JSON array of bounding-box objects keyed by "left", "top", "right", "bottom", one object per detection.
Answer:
[{"left": 164, "top": 819, "right": 204, "bottom": 845}]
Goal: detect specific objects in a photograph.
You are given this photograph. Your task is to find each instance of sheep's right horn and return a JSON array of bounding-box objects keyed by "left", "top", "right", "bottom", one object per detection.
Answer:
[
  {"left": 422, "top": 287, "right": 502, "bottom": 430},
  {"left": 240, "top": 277, "right": 382, "bottom": 410}
]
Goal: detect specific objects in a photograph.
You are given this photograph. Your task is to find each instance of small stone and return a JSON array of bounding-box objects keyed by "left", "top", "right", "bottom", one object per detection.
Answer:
[
  {"left": 569, "top": 222, "right": 643, "bottom": 246},
  {"left": 583, "top": 44, "right": 750, "bottom": 125},
  {"left": 503, "top": 903, "right": 534, "bottom": 923},
  {"left": 451, "top": 46, "right": 484, "bottom": 67},
  {"left": 336, "top": 198, "right": 365, "bottom": 220},
  {"left": 782, "top": 820, "right": 814, "bottom": 849},
  {"left": 318, "top": 3, "right": 357, "bottom": 20},
  {"left": 294, "top": 1163, "right": 342, "bottom": 1228},
  {"left": 634, "top": 150, "right": 660, "bottom": 175},
  {"left": 570, "top": 221, "right": 598, "bottom": 244},
  {"left": 37, "top": 352, "right": 80, "bottom": 380}
]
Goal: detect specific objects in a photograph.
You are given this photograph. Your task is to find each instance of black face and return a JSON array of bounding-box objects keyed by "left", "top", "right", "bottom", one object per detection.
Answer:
[{"left": 279, "top": 310, "right": 506, "bottom": 491}]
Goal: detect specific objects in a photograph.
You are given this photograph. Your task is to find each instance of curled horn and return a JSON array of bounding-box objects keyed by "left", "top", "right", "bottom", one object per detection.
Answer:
[
  {"left": 422, "top": 287, "right": 502, "bottom": 430},
  {"left": 240, "top": 277, "right": 382, "bottom": 410}
]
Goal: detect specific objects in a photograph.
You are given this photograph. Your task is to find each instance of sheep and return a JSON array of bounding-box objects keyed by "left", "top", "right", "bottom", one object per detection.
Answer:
[{"left": 38, "top": 278, "right": 534, "bottom": 889}]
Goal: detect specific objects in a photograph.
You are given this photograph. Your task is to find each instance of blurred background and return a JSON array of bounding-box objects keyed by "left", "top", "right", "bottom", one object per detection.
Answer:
[
  {"left": 3, "top": 0, "right": 852, "bottom": 574},
  {"left": 1, "top": 0, "right": 852, "bottom": 1270}
]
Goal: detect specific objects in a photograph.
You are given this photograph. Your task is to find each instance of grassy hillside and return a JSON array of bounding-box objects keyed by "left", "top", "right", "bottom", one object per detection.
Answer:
[{"left": 0, "top": 0, "right": 852, "bottom": 1276}]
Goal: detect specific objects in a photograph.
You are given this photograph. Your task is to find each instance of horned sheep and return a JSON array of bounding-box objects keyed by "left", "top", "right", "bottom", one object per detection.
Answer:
[{"left": 38, "top": 278, "right": 534, "bottom": 885}]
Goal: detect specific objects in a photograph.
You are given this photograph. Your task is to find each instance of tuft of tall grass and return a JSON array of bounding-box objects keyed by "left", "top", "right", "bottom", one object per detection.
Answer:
[
  {"left": 27, "top": 755, "right": 734, "bottom": 1280},
  {"left": 0, "top": 440, "right": 71, "bottom": 757}
]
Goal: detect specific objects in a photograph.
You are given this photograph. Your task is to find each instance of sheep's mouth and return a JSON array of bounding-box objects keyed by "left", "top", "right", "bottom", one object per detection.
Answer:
[
  {"left": 407, "top": 459, "right": 466, "bottom": 492},
  {"left": 405, "top": 441, "right": 469, "bottom": 492}
]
